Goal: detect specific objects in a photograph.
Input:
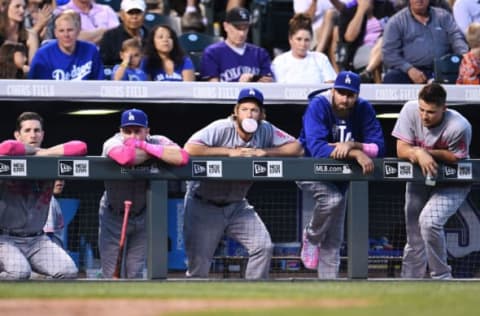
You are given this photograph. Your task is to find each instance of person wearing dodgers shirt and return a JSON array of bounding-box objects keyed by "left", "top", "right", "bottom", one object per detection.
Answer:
[{"left": 29, "top": 10, "right": 104, "bottom": 80}]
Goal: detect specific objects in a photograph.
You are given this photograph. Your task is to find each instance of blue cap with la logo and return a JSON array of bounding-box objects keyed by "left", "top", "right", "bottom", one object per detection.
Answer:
[
  {"left": 120, "top": 108, "right": 148, "bottom": 128},
  {"left": 333, "top": 71, "right": 360, "bottom": 94},
  {"left": 237, "top": 88, "right": 264, "bottom": 107}
]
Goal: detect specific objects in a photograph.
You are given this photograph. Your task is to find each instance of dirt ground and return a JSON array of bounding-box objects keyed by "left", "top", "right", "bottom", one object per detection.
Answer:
[{"left": 0, "top": 298, "right": 372, "bottom": 316}]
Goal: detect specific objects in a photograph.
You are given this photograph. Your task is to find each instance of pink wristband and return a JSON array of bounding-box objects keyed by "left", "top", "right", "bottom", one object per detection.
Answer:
[
  {"left": 64, "top": 141, "right": 87, "bottom": 156},
  {"left": 108, "top": 145, "right": 136, "bottom": 166},
  {"left": 363, "top": 143, "right": 379, "bottom": 158},
  {"left": 179, "top": 149, "right": 189, "bottom": 166},
  {"left": 0, "top": 140, "right": 25, "bottom": 155},
  {"left": 135, "top": 140, "right": 164, "bottom": 159}
]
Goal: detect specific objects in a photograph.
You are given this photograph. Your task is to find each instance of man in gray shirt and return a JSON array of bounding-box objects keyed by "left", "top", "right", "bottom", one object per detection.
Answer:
[{"left": 382, "top": 0, "right": 467, "bottom": 83}]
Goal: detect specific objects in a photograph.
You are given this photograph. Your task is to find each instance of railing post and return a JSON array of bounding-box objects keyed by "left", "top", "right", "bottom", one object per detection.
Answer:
[
  {"left": 347, "top": 181, "right": 369, "bottom": 279},
  {"left": 146, "top": 180, "right": 169, "bottom": 279}
]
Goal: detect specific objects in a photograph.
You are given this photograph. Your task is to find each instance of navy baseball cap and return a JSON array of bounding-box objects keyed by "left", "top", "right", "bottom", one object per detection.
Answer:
[
  {"left": 121, "top": 108, "right": 148, "bottom": 128},
  {"left": 333, "top": 71, "right": 360, "bottom": 94},
  {"left": 225, "top": 7, "right": 251, "bottom": 25},
  {"left": 237, "top": 88, "right": 264, "bottom": 107}
]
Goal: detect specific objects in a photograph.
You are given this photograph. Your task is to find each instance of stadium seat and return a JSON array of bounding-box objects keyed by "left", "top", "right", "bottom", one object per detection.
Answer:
[
  {"left": 178, "top": 32, "right": 221, "bottom": 79},
  {"left": 144, "top": 13, "right": 182, "bottom": 35},
  {"left": 95, "top": 0, "right": 121, "bottom": 12},
  {"left": 434, "top": 54, "right": 463, "bottom": 84}
]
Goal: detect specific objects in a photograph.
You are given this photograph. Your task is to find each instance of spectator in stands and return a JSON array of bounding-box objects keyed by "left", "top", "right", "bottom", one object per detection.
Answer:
[
  {"left": 457, "top": 22, "right": 480, "bottom": 84},
  {"left": 0, "top": 0, "right": 39, "bottom": 64},
  {"left": 334, "top": 0, "right": 394, "bottom": 81},
  {"left": 0, "top": 111, "right": 87, "bottom": 280},
  {"left": 272, "top": 13, "right": 336, "bottom": 84},
  {"left": 55, "top": 0, "right": 120, "bottom": 45},
  {"left": 382, "top": 0, "right": 467, "bottom": 83},
  {"left": 294, "top": 0, "right": 338, "bottom": 54},
  {"left": 112, "top": 38, "right": 147, "bottom": 80},
  {"left": 200, "top": 7, "right": 272, "bottom": 82},
  {"left": 298, "top": 71, "right": 384, "bottom": 279},
  {"left": 100, "top": 0, "right": 149, "bottom": 67},
  {"left": 0, "top": 41, "right": 28, "bottom": 78},
  {"left": 183, "top": 88, "right": 303, "bottom": 280},
  {"left": 141, "top": 24, "right": 194, "bottom": 81},
  {"left": 25, "top": 0, "right": 54, "bottom": 43},
  {"left": 392, "top": 83, "right": 471, "bottom": 279},
  {"left": 28, "top": 10, "right": 104, "bottom": 80},
  {"left": 44, "top": 180, "right": 66, "bottom": 248},
  {"left": 181, "top": 10, "right": 206, "bottom": 33},
  {"left": 453, "top": 0, "right": 480, "bottom": 35},
  {"left": 99, "top": 108, "right": 188, "bottom": 278}
]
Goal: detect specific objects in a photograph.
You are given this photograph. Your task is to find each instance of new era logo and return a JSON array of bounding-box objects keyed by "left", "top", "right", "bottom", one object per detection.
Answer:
[
  {"left": 0, "top": 160, "right": 11, "bottom": 175},
  {"left": 192, "top": 161, "right": 222, "bottom": 177},
  {"left": 253, "top": 161, "right": 283, "bottom": 177},
  {"left": 58, "top": 160, "right": 89, "bottom": 177},
  {"left": 384, "top": 162, "right": 398, "bottom": 178}
]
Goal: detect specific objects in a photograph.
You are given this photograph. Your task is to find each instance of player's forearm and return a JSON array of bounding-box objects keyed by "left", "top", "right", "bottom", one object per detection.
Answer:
[
  {"left": 397, "top": 141, "right": 419, "bottom": 163},
  {"left": 263, "top": 141, "right": 304, "bottom": 157},
  {"left": 184, "top": 143, "right": 231, "bottom": 156},
  {"left": 36, "top": 141, "right": 87, "bottom": 156},
  {"left": 427, "top": 149, "right": 458, "bottom": 164}
]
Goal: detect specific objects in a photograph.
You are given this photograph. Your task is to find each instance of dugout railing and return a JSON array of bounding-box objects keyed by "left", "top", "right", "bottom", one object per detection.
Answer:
[{"left": 0, "top": 156, "right": 477, "bottom": 279}]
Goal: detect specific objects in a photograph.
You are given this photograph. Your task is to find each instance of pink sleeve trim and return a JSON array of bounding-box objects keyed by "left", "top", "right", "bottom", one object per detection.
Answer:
[
  {"left": 63, "top": 141, "right": 87, "bottom": 156},
  {"left": 0, "top": 140, "right": 25, "bottom": 155},
  {"left": 179, "top": 149, "right": 189, "bottom": 166},
  {"left": 108, "top": 145, "right": 136, "bottom": 166},
  {"left": 362, "top": 143, "right": 379, "bottom": 158}
]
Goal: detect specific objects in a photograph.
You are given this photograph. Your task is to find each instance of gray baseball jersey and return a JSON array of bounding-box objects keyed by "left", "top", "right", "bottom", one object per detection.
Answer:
[
  {"left": 0, "top": 180, "right": 77, "bottom": 279},
  {"left": 392, "top": 101, "right": 471, "bottom": 158},
  {"left": 0, "top": 180, "right": 53, "bottom": 234},
  {"left": 186, "top": 117, "right": 296, "bottom": 201},
  {"left": 101, "top": 133, "right": 179, "bottom": 215},
  {"left": 99, "top": 132, "right": 180, "bottom": 278}
]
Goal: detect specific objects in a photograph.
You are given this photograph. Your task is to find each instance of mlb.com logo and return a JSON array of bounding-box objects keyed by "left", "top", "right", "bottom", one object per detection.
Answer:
[
  {"left": 192, "top": 161, "right": 222, "bottom": 177},
  {"left": 252, "top": 161, "right": 283, "bottom": 177}
]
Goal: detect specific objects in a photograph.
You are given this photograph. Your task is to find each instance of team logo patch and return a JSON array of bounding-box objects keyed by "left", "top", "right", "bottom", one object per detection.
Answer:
[
  {"left": 0, "top": 159, "right": 27, "bottom": 176},
  {"left": 192, "top": 161, "right": 222, "bottom": 177},
  {"left": 58, "top": 160, "right": 89, "bottom": 177},
  {"left": 314, "top": 163, "right": 352, "bottom": 174},
  {"left": 253, "top": 161, "right": 283, "bottom": 177}
]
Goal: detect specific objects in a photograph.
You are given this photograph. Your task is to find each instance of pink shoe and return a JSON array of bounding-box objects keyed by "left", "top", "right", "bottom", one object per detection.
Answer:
[{"left": 301, "top": 231, "right": 319, "bottom": 270}]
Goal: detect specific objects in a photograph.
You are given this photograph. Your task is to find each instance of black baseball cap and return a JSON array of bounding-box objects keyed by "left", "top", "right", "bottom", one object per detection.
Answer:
[{"left": 225, "top": 7, "right": 251, "bottom": 25}]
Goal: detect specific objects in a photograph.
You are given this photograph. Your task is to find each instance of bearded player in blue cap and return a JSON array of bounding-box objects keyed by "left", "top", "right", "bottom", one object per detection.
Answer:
[
  {"left": 183, "top": 88, "right": 303, "bottom": 279},
  {"left": 298, "top": 71, "right": 385, "bottom": 278}
]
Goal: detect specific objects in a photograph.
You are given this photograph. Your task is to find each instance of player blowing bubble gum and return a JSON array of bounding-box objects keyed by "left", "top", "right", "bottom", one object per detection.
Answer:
[
  {"left": 183, "top": 88, "right": 303, "bottom": 279},
  {"left": 99, "top": 108, "right": 189, "bottom": 278}
]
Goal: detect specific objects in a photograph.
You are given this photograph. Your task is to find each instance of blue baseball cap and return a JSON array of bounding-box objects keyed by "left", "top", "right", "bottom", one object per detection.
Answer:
[
  {"left": 333, "top": 71, "right": 360, "bottom": 94},
  {"left": 237, "top": 88, "right": 264, "bottom": 107},
  {"left": 121, "top": 108, "right": 148, "bottom": 128}
]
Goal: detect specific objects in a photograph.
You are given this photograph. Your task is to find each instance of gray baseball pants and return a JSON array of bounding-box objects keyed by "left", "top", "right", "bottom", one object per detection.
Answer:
[
  {"left": 0, "top": 234, "right": 77, "bottom": 280},
  {"left": 401, "top": 182, "right": 471, "bottom": 279},
  {"left": 297, "top": 181, "right": 348, "bottom": 279},
  {"left": 98, "top": 197, "right": 146, "bottom": 279},
  {"left": 183, "top": 196, "right": 273, "bottom": 279}
]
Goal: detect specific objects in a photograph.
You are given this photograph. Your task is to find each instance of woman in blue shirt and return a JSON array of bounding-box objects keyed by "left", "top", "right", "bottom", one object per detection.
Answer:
[{"left": 141, "top": 24, "right": 195, "bottom": 81}]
